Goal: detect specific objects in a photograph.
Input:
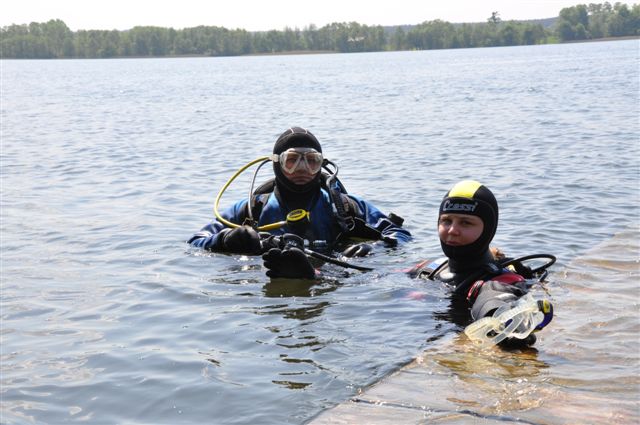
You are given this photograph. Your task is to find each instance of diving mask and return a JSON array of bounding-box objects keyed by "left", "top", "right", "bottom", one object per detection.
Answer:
[{"left": 271, "top": 148, "right": 324, "bottom": 174}]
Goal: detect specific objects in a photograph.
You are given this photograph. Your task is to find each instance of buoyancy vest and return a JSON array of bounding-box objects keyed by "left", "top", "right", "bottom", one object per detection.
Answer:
[
  {"left": 246, "top": 174, "right": 403, "bottom": 244},
  {"left": 409, "top": 257, "right": 527, "bottom": 302}
]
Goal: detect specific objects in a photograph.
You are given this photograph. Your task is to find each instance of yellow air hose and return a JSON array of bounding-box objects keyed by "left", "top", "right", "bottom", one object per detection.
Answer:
[{"left": 213, "top": 156, "right": 287, "bottom": 232}]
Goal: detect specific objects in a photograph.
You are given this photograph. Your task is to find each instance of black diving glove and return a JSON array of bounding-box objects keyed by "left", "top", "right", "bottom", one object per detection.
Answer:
[
  {"left": 381, "top": 236, "right": 398, "bottom": 247},
  {"left": 262, "top": 247, "right": 316, "bottom": 279},
  {"left": 219, "top": 225, "right": 262, "bottom": 255},
  {"left": 342, "top": 243, "right": 373, "bottom": 258},
  {"left": 498, "top": 333, "right": 537, "bottom": 349}
]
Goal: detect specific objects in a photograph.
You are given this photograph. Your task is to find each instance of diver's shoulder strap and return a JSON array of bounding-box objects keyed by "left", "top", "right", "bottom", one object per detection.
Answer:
[
  {"left": 329, "top": 189, "right": 362, "bottom": 234},
  {"left": 246, "top": 193, "right": 270, "bottom": 224},
  {"left": 245, "top": 178, "right": 277, "bottom": 225},
  {"left": 253, "top": 179, "right": 276, "bottom": 195},
  {"left": 340, "top": 193, "right": 363, "bottom": 219}
]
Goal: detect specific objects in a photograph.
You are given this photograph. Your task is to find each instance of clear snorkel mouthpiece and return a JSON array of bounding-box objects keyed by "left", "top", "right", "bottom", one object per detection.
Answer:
[{"left": 464, "top": 294, "right": 552, "bottom": 347}]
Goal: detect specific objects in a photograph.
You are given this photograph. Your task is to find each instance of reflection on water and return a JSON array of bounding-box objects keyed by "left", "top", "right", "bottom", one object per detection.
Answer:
[
  {"left": 262, "top": 277, "right": 339, "bottom": 299},
  {"left": 416, "top": 342, "right": 553, "bottom": 416},
  {"left": 429, "top": 341, "right": 548, "bottom": 380},
  {"left": 258, "top": 299, "right": 332, "bottom": 320}
]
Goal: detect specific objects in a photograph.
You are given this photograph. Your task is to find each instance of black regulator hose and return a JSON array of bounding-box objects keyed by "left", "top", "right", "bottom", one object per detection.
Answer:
[
  {"left": 500, "top": 254, "right": 557, "bottom": 275},
  {"left": 305, "top": 249, "right": 374, "bottom": 272}
]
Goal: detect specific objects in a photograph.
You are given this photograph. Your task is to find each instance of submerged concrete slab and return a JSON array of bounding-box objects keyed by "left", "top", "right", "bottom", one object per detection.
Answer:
[{"left": 309, "top": 356, "right": 530, "bottom": 425}]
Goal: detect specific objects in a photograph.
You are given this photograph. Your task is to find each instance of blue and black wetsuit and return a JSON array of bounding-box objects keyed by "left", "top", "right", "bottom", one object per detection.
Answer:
[{"left": 189, "top": 127, "right": 411, "bottom": 257}]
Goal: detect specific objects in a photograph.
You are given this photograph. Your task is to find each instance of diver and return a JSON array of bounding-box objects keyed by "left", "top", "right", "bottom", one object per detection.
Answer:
[
  {"left": 265, "top": 179, "right": 554, "bottom": 348},
  {"left": 188, "top": 127, "right": 411, "bottom": 274},
  {"left": 406, "top": 180, "right": 554, "bottom": 348}
]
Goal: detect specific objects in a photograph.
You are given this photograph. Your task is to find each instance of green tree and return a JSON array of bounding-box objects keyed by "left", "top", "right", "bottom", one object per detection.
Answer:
[
  {"left": 41, "top": 19, "right": 73, "bottom": 57},
  {"left": 607, "top": 2, "right": 635, "bottom": 36},
  {"left": 521, "top": 23, "right": 547, "bottom": 44},
  {"left": 488, "top": 11, "right": 502, "bottom": 24},
  {"left": 557, "top": 4, "right": 590, "bottom": 40},
  {"left": 561, "top": 4, "right": 590, "bottom": 27},
  {"left": 1, "top": 4, "right": 637, "bottom": 59},
  {"left": 556, "top": 19, "right": 576, "bottom": 40},
  {"left": 499, "top": 22, "right": 519, "bottom": 45}
]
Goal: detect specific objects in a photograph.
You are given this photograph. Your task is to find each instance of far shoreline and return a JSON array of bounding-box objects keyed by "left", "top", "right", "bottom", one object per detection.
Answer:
[{"left": 1, "top": 36, "right": 637, "bottom": 60}]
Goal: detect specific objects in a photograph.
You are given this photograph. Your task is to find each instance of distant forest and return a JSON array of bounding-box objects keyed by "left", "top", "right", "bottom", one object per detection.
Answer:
[{"left": 1, "top": 2, "right": 638, "bottom": 59}]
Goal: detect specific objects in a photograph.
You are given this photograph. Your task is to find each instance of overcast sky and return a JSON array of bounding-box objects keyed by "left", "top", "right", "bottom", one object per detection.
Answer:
[{"left": 1, "top": 0, "right": 632, "bottom": 31}]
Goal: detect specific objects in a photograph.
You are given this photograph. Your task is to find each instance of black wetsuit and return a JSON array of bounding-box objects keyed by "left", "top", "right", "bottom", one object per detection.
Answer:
[{"left": 408, "top": 254, "right": 530, "bottom": 326}]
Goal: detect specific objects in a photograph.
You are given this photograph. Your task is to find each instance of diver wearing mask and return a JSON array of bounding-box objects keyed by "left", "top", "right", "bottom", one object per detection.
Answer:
[{"left": 188, "top": 127, "right": 411, "bottom": 265}]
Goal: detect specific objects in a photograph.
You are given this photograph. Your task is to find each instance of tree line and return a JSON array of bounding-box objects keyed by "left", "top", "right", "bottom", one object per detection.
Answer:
[{"left": 1, "top": 2, "right": 637, "bottom": 59}]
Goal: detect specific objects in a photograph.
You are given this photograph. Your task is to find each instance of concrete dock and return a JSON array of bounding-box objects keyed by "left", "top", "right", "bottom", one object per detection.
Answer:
[{"left": 309, "top": 229, "right": 640, "bottom": 424}]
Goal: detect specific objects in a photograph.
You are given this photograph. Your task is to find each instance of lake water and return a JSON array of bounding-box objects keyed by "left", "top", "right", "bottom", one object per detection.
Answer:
[{"left": 1, "top": 39, "right": 639, "bottom": 424}]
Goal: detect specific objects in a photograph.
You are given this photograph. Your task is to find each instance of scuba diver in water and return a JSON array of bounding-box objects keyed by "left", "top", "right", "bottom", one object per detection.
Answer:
[
  {"left": 265, "top": 179, "right": 554, "bottom": 348},
  {"left": 406, "top": 180, "right": 554, "bottom": 348},
  {"left": 188, "top": 127, "right": 411, "bottom": 276}
]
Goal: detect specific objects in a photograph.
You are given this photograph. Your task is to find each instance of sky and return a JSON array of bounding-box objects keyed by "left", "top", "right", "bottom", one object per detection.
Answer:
[{"left": 1, "top": 0, "right": 632, "bottom": 31}]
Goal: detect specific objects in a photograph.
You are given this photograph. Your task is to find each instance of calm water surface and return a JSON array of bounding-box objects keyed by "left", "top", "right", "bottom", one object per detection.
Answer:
[{"left": 1, "top": 40, "right": 639, "bottom": 424}]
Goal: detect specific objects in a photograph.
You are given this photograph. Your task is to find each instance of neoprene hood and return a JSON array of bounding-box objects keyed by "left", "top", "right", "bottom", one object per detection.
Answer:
[{"left": 439, "top": 180, "right": 499, "bottom": 269}]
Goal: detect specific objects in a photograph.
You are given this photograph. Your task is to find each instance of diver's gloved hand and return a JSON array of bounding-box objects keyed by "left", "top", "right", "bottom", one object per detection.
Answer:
[
  {"left": 342, "top": 243, "right": 373, "bottom": 257},
  {"left": 262, "top": 247, "right": 317, "bottom": 279},
  {"left": 381, "top": 236, "right": 398, "bottom": 247},
  {"left": 220, "top": 225, "right": 262, "bottom": 254},
  {"left": 498, "top": 333, "right": 537, "bottom": 349}
]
